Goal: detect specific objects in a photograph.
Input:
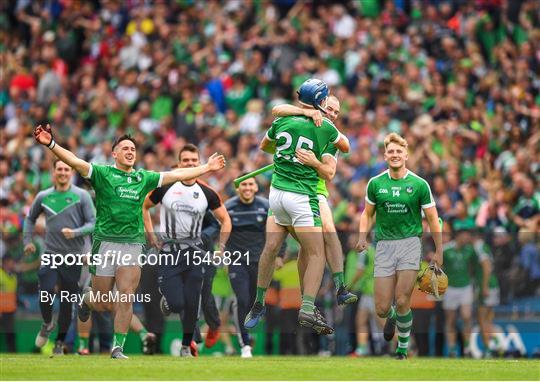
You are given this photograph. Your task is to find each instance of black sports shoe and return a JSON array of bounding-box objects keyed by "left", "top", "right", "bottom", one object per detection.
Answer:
[
  {"left": 142, "top": 332, "right": 157, "bottom": 355},
  {"left": 383, "top": 316, "right": 396, "bottom": 341},
  {"left": 77, "top": 287, "right": 92, "bottom": 322},
  {"left": 395, "top": 352, "right": 407, "bottom": 360},
  {"left": 298, "top": 308, "right": 334, "bottom": 335},
  {"left": 244, "top": 302, "right": 266, "bottom": 329},
  {"left": 336, "top": 287, "right": 358, "bottom": 305},
  {"left": 51, "top": 340, "right": 64, "bottom": 357}
]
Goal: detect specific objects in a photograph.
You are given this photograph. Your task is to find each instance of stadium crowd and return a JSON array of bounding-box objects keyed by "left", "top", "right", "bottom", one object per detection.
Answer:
[{"left": 0, "top": 0, "right": 539, "bottom": 356}]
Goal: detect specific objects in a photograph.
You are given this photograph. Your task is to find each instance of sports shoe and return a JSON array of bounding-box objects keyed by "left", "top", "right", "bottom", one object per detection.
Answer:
[
  {"left": 298, "top": 309, "right": 334, "bottom": 335},
  {"left": 160, "top": 296, "right": 171, "bottom": 317},
  {"left": 241, "top": 345, "right": 253, "bottom": 358},
  {"left": 244, "top": 302, "right": 266, "bottom": 329},
  {"left": 35, "top": 322, "right": 55, "bottom": 348},
  {"left": 336, "top": 287, "right": 358, "bottom": 305},
  {"left": 78, "top": 287, "right": 92, "bottom": 323},
  {"left": 142, "top": 332, "right": 157, "bottom": 355},
  {"left": 383, "top": 316, "right": 396, "bottom": 341},
  {"left": 52, "top": 340, "right": 64, "bottom": 356},
  {"left": 395, "top": 352, "right": 407, "bottom": 360},
  {"left": 111, "top": 346, "right": 129, "bottom": 359},
  {"left": 180, "top": 345, "right": 193, "bottom": 357},
  {"left": 205, "top": 327, "right": 220, "bottom": 348},
  {"left": 189, "top": 340, "right": 199, "bottom": 357},
  {"left": 78, "top": 348, "right": 90, "bottom": 356}
]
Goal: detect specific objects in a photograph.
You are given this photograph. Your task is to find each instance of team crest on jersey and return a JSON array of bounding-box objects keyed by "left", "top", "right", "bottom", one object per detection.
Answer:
[
  {"left": 137, "top": 174, "right": 142, "bottom": 182},
  {"left": 193, "top": 192, "right": 199, "bottom": 199},
  {"left": 406, "top": 186, "right": 413, "bottom": 193},
  {"left": 66, "top": 197, "right": 72, "bottom": 203},
  {"left": 257, "top": 215, "right": 264, "bottom": 222}
]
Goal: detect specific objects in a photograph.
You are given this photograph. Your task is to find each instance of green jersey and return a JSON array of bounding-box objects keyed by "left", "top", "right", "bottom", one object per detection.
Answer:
[
  {"left": 472, "top": 239, "right": 499, "bottom": 288},
  {"left": 366, "top": 170, "right": 435, "bottom": 241},
  {"left": 316, "top": 143, "right": 339, "bottom": 197},
  {"left": 87, "top": 164, "right": 162, "bottom": 243},
  {"left": 442, "top": 241, "right": 477, "bottom": 288},
  {"left": 266, "top": 116, "right": 340, "bottom": 196}
]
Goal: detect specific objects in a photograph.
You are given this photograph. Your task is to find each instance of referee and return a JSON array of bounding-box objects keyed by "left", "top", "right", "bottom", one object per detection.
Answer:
[
  {"left": 23, "top": 159, "right": 95, "bottom": 355},
  {"left": 225, "top": 176, "right": 284, "bottom": 358},
  {"left": 143, "top": 144, "right": 231, "bottom": 357}
]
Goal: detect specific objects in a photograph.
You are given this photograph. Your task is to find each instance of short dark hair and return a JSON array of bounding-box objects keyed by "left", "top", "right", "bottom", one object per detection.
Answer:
[
  {"left": 52, "top": 158, "right": 64, "bottom": 169},
  {"left": 238, "top": 173, "right": 257, "bottom": 183},
  {"left": 112, "top": 134, "right": 137, "bottom": 151},
  {"left": 178, "top": 143, "right": 199, "bottom": 161}
]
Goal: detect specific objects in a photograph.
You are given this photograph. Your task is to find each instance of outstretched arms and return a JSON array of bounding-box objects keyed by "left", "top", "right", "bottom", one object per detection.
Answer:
[
  {"left": 34, "top": 124, "right": 91, "bottom": 178},
  {"left": 160, "top": 153, "right": 226, "bottom": 186}
]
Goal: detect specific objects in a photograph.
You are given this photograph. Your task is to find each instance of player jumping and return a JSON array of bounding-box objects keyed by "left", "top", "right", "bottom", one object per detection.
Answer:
[
  {"left": 272, "top": 95, "right": 357, "bottom": 305},
  {"left": 244, "top": 79, "right": 350, "bottom": 334}
]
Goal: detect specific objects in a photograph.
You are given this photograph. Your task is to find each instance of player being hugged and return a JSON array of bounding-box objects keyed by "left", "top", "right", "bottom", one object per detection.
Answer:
[
  {"left": 33, "top": 124, "right": 225, "bottom": 359},
  {"left": 356, "top": 133, "right": 443, "bottom": 360},
  {"left": 244, "top": 79, "right": 350, "bottom": 335}
]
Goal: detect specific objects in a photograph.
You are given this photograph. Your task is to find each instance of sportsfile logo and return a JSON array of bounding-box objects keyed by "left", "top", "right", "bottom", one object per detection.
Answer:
[{"left": 40, "top": 250, "right": 251, "bottom": 268}]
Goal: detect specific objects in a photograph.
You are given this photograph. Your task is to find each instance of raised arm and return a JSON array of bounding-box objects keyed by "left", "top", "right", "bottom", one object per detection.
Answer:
[
  {"left": 272, "top": 104, "right": 323, "bottom": 127},
  {"left": 34, "top": 124, "right": 91, "bottom": 178},
  {"left": 161, "top": 153, "right": 226, "bottom": 186}
]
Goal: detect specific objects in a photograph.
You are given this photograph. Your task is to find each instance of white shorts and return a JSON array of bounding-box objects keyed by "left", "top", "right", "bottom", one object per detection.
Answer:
[
  {"left": 374, "top": 237, "right": 422, "bottom": 277},
  {"left": 269, "top": 186, "right": 321, "bottom": 227},
  {"left": 443, "top": 285, "right": 474, "bottom": 310},
  {"left": 358, "top": 294, "right": 375, "bottom": 313},
  {"left": 90, "top": 241, "right": 145, "bottom": 277},
  {"left": 479, "top": 287, "right": 500, "bottom": 307}
]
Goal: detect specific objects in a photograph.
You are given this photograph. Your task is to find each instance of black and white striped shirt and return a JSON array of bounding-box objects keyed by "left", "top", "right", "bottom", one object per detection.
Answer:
[{"left": 149, "top": 180, "right": 222, "bottom": 244}]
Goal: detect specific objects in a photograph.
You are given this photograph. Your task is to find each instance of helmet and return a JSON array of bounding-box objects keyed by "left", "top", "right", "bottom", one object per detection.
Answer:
[
  {"left": 417, "top": 264, "right": 448, "bottom": 299},
  {"left": 297, "top": 79, "right": 329, "bottom": 113}
]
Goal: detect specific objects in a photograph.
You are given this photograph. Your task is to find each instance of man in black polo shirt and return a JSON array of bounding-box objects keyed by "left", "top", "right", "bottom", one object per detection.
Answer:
[{"left": 225, "top": 176, "right": 285, "bottom": 358}]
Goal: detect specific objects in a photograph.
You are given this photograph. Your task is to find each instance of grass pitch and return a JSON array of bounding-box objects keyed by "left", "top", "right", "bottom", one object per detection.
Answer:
[{"left": 1, "top": 354, "right": 538, "bottom": 380}]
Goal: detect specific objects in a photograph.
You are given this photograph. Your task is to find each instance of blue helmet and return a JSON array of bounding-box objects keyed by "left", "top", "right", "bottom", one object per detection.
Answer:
[{"left": 297, "top": 79, "right": 328, "bottom": 112}]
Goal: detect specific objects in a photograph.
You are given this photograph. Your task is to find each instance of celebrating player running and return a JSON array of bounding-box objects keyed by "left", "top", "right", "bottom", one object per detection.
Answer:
[
  {"left": 33, "top": 124, "right": 225, "bottom": 359},
  {"left": 356, "top": 133, "right": 443, "bottom": 360}
]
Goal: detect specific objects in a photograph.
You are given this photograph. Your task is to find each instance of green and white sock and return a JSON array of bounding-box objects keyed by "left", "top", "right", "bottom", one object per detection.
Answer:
[
  {"left": 300, "top": 295, "right": 315, "bottom": 313},
  {"left": 113, "top": 333, "right": 127, "bottom": 349},
  {"left": 255, "top": 287, "right": 267, "bottom": 305},
  {"left": 396, "top": 310, "right": 413, "bottom": 355},
  {"left": 78, "top": 337, "right": 89, "bottom": 351},
  {"left": 138, "top": 328, "right": 148, "bottom": 342},
  {"left": 332, "top": 272, "right": 345, "bottom": 291},
  {"left": 384, "top": 306, "right": 397, "bottom": 320},
  {"left": 355, "top": 344, "right": 368, "bottom": 356}
]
